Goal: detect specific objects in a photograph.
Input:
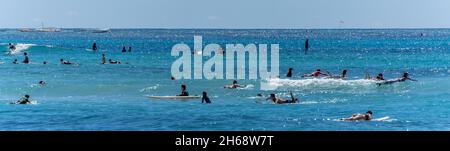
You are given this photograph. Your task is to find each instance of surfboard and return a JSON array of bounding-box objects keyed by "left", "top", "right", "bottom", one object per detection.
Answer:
[
  {"left": 148, "top": 96, "right": 201, "bottom": 100},
  {"left": 9, "top": 100, "right": 38, "bottom": 105}
]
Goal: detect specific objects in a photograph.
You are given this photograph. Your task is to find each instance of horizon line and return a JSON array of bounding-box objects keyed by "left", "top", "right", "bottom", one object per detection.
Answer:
[{"left": 1, "top": 27, "right": 450, "bottom": 30}]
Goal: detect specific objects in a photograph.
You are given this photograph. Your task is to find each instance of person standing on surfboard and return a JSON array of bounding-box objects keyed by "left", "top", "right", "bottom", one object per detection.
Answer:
[
  {"left": 178, "top": 85, "right": 189, "bottom": 96},
  {"left": 202, "top": 91, "right": 211, "bottom": 104}
]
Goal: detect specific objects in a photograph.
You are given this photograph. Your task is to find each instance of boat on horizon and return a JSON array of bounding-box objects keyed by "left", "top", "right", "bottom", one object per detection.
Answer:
[
  {"left": 34, "top": 22, "right": 62, "bottom": 32},
  {"left": 92, "top": 28, "right": 111, "bottom": 33}
]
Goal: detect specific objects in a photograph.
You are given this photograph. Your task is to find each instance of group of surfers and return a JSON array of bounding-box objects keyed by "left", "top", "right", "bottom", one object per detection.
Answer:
[{"left": 287, "top": 68, "right": 417, "bottom": 85}]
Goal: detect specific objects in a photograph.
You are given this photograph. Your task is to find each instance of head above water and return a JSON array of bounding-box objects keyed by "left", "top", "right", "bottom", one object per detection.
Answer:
[
  {"left": 316, "top": 69, "right": 321, "bottom": 72},
  {"left": 378, "top": 73, "right": 383, "bottom": 77},
  {"left": 24, "top": 52, "right": 28, "bottom": 55},
  {"left": 342, "top": 70, "right": 348, "bottom": 76},
  {"left": 366, "top": 111, "right": 373, "bottom": 115},
  {"left": 43, "top": 61, "right": 47, "bottom": 64},
  {"left": 60, "top": 59, "right": 64, "bottom": 62},
  {"left": 233, "top": 80, "right": 238, "bottom": 84},
  {"left": 24, "top": 95, "right": 30, "bottom": 98},
  {"left": 270, "top": 94, "right": 276, "bottom": 98},
  {"left": 403, "top": 73, "right": 409, "bottom": 78}
]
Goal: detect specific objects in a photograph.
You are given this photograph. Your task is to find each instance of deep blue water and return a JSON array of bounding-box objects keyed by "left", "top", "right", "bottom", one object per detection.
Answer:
[{"left": 0, "top": 29, "right": 449, "bottom": 130}]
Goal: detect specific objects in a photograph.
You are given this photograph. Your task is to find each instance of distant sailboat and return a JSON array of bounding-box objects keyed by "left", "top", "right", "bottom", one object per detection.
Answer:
[
  {"left": 19, "top": 28, "right": 33, "bottom": 32},
  {"left": 93, "top": 28, "right": 111, "bottom": 33},
  {"left": 35, "top": 22, "right": 61, "bottom": 32}
]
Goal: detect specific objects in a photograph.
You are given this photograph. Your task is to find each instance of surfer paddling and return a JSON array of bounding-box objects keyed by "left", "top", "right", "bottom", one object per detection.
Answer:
[
  {"left": 224, "top": 80, "right": 245, "bottom": 89},
  {"left": 266, "top": 92, "right": 299, "bottom": 104},
  {"left": 340, "top": 111, "right": 373, "bottom": 121},
  {"left": 15, "top": 95, "right": 32, "bottom": 105},
  {"left": 326, "top": 70, "right": 348, "bottom": 79},
  {"left": 60, "top": 59, "right": 73, "bottom": 65},
  {"left": 378, "top": 73, "right": 417, "bottom": 86},
  {"left": 302, "top": 69, "right": 329, "bottom": 78}
]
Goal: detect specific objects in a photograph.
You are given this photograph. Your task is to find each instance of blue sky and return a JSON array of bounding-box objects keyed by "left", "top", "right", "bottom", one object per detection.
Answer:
[{"left": 1, "top": 0, "right": 450, "bottom": 28}]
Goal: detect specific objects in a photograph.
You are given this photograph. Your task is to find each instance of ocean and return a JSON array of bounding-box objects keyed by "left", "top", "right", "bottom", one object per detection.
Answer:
[{"left": 0, "top": 29, "right": 449, "bottom": 131}]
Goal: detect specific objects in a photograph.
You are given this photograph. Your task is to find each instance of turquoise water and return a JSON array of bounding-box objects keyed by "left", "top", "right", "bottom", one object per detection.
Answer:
[{"left": 0, "top": 29, "right": 449, "bottom": 131}]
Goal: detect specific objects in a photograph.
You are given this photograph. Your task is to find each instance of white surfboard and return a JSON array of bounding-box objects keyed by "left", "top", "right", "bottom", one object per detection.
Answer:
[{"left": 148, "top": 96, "right": 201, "bottom": 100}]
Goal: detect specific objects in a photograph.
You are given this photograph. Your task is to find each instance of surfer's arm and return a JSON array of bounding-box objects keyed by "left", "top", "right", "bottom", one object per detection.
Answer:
[{"left": 408, "top": 78, "right": 418, "bottom": 82}]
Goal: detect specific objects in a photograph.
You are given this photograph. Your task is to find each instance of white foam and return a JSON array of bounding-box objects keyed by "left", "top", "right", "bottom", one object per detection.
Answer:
[
  {"left": 5, "top": 43, "right": 37, "bottom": 55},
  {"left": 140, "top": 84, "right": 160, "bottom": 92},
  {"left": 262, "top": 78, "right": 377, "bottom": 90}
]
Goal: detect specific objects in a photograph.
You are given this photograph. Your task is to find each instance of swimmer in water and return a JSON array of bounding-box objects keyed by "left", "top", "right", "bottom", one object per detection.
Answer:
[
  {"left": 12, "top": 59, "right": 18, "bottom": 64},
  {"left": 171, "top": 76, "right": 176, "bottom": 80},
  {"left": 178, "top": 85, "right": 189, "bottom": 96},
  {"left": 23, "top": 52, "right": 29, "bottom": 64},
  {"left": 8, "top": 43, "right": 16, "bottom": 51},
  {"left": 43, "top": 61, "right": 47, "bottom": 65},
  {"left": 378, "top": 72, "right": 417, "bottom": 86},
  {"left": 60, "top": 59, "right": 72, "bottom": 65},
  {"left": 201, "top": 91, "right": 211, "bottom": 104},
  {"left": 16, "top": 95, "right": 31, "bottom": 105},
  {"left": 101, "top": 54, "right": 106, "bottom": 64},
  {"left": 341, "top": 111, "right": 373, "bottom": 121},
  {"left": 266, "top": 92, "right": 298, "bottom": 104},
  {"left": 224, "top": 80, "right": 245, "bottom": 89},
  {"left": 92, "top": 43, "right": 98, "bottom": 51},
  {"left": 122, "top": 46, "right": 127, "bottom": 53},
  {"left": 303, "top": 69, "right": 329, "bottom": 78},
  {"left": 128, "top": 46, "right": 132, "bottom": 52},
  {"left": 327, "top": 70, "right": 348, "bottom": 79},
  {"left": 39, "top": 81, "right": 46, "bottom": 86},
  {"left": 286, "top": 68, "right": 294, "bottom": 78},
  {"left": 375, "top": 73, "right": 385, "bottom": 81}
]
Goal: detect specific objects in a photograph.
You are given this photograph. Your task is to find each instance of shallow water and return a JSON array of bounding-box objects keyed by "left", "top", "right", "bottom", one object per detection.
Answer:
[{"left": 0, "top": 29, "right": 449, "bottom": 131}]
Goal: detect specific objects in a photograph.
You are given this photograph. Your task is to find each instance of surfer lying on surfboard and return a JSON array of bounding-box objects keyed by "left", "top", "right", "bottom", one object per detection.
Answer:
[
  {"left": 14, "top": 95, "right": 32, "bottom": 105},
  {"left": 340, "top": 111, "right": 373, "bottom": 121},
  {"left": 266, "top": 92, "right": 299, "bottom": 104},
  {"left": 302, "top": 69, "right": 329, "bottom": 78},
  {"left": 224, "top": 80, "right": 245, "bottom": 89},
  {"left": 60, "top": 59, "right": 73, "bottom": 65},
  {"left": 377, "top": 73, "right": 417, "bottom": 86},
  {"left": 325, "top": 70, "right": 348, "bottom": 79}
]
